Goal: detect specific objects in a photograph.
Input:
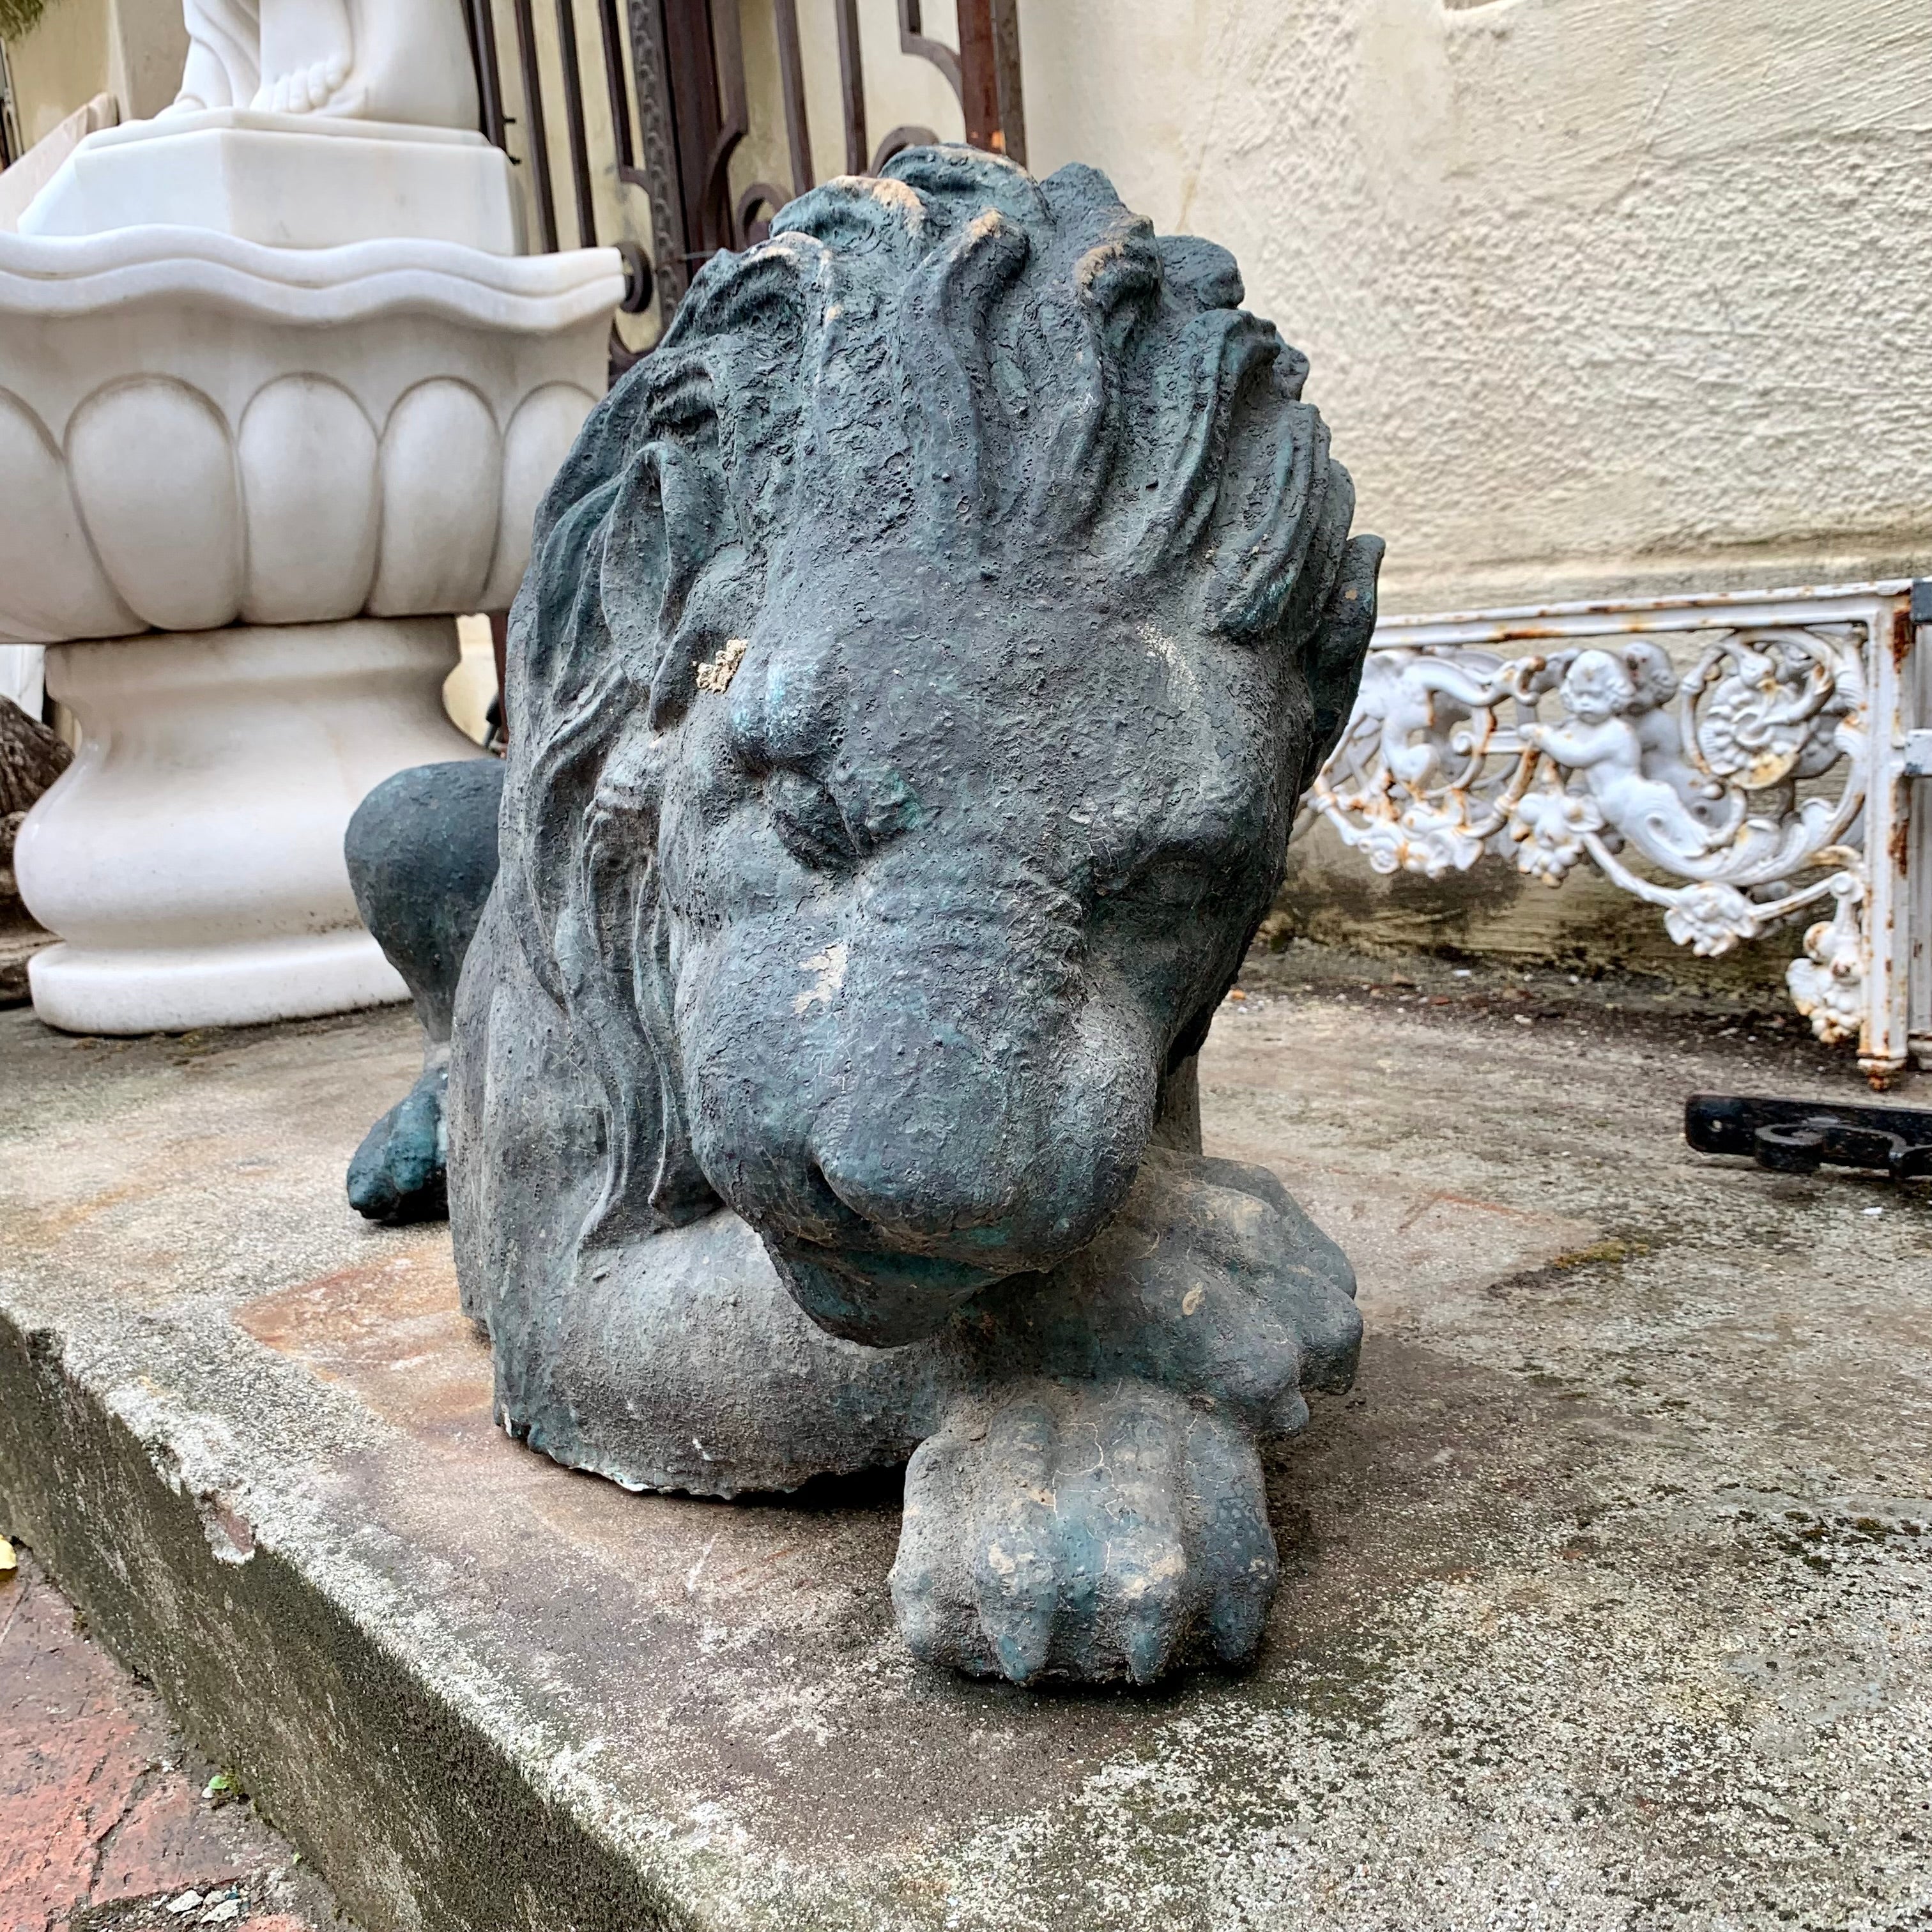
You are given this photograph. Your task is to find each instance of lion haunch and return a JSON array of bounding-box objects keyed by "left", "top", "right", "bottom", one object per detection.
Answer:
[{"left": 353, "top": 147, "right": 1381, "bottom": 1687}]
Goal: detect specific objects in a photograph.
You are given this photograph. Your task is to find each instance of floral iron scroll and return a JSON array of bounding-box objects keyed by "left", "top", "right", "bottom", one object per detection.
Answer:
[{"left": 1303, "top": 584, "right": 1920, "bottom": 1082}]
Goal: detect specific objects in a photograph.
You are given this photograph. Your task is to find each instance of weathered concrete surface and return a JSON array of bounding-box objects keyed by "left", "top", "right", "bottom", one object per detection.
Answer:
[{"left": 0, "top": 953, "right": 1926, "bottom": 1930}]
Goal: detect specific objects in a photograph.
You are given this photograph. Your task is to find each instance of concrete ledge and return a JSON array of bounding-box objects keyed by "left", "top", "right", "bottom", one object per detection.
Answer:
[
  {"left": 0, "top": 1317, "right": 684, "bottom": 1932},
  {"left": 2, "top": 975, "right": 1929, "bottom": 1930}
]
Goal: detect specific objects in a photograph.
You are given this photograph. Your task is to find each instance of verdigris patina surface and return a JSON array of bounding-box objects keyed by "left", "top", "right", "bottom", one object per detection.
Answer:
[{"left": 352, "top": 146, "right": 1382, "bottom": 1684}]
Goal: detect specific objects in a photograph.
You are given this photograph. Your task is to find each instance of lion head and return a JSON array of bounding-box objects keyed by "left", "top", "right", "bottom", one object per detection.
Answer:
[{"left": 484, "top": 148, "right": 1380, "bottom": 1347}]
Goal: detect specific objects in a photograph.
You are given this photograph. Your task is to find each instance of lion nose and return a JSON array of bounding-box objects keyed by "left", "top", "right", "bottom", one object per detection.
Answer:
[
  {"left": 807, "top": 1135, "right": 1022, "bottom": 1254},
  {"left": 803, "top": 1073, "right": 1130, "bottom": 1273}
]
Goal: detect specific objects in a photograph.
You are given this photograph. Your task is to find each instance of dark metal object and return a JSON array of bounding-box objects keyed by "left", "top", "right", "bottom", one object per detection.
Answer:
[
  {"left": 896, "top": 0, "right": 1023, "bottom": 162},
  {"left": 627, "top": 0, "right": 689, "bottom": 312},
  {"left": 835, "top": 0, "right": 866, "bottom": 173},
  {"left": 1686, "top": 1092, "right": 1932, "bottom": 1183},
  {"left": 463, "top": 0, "right": 1025, "bottom": 351},
  {"left": 553, "top": 0, "right": 601, "bottom": 249},
  {"left": 464, "top": 0, "right": 508, "bottom": 148},
  {"left": 986, "top": 0, "right": 1026, "bottom": 167},
  {"left": 507, "top": 0, "right": 560, "bottom": 254},
  {"left": 773, "top": 0, "right": 812, "bottom": 195}
]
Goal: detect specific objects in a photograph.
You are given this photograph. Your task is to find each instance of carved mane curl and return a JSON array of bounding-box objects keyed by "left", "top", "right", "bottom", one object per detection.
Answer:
[{"left": 493, "top": 146, "right": 1378, "bottom": 1248}]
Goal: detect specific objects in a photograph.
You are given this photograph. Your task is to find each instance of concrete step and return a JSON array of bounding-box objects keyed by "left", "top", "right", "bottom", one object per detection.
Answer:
[{"left": 0, "top": 980, "right": 1925, "bottom": 1931}]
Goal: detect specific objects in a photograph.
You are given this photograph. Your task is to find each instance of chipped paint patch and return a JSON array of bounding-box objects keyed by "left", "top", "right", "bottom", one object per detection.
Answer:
[
  {"left": 695, "top": 639, "right": 748, "bottom": 695},
  {"left": 792, "top": 941, "right": 848, "bottom": 1017}
]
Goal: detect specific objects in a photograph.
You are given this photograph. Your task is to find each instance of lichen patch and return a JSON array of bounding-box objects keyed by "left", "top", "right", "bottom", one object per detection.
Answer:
[{"left": 792, "top": 941, "right": 849, "bottom": 1016}]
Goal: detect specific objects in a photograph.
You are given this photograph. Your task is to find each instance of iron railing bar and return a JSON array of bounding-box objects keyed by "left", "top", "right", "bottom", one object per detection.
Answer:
[
  {"left": 470, "top": 0, "right": 508, "bottom": 146},
  {"left": 509, "top": 0, "right": 560, "bottom": 253},
  {"left": 955, "top": 0, "right": 997, "bottom": 150},
  {"left": 988, "top": 0, "right": 1025, "bottom": 163},
  {"left": 597, "top": 0, "right": 636, "bottom": 170},
  {"left": 772, "top": 0, "right": 813, "bottom": 197},
  {"left": 835, "top": 0, "right": 866, "bottom": 175},
  {"left": 659, "top": 0, "right": 722, "bottom": 268},
  {"left": 627, "top": 0, "right": 690, "bottom": 308},
  {"left": 707, "top": 0, "right": 750, "bottom": 244},
  {"left": 898, "top": 0, "right": 962, "bottom": 105},
  {"left": 870, "top": 123, "right": 935, "bottom": 174},
  {"left": 553, "top": 0, "right": 601, "bottom": 247}
]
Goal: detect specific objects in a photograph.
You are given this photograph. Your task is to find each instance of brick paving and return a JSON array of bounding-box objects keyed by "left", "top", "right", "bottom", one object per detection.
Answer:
[{"left": 0, "top": 1543, "right": 342, "bottom": 1932}]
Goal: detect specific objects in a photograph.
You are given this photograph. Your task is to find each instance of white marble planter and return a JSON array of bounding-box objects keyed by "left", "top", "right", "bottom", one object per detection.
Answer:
[
  {"left": 1, "top": 22, "right": 624, "bottom": 1036},
  {"left": 17, "top": 618, "right": 482, "bottom": 1034},
  {"left": 0, "top": 226, "right": 622, "bottom": 646}
]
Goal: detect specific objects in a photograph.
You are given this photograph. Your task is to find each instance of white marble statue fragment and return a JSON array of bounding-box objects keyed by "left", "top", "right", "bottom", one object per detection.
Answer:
[
  {"left": 170, "top": 0, "right": 479, "bottom": 129},
  {"left": 0, "top": 0, "right": 624, "bottom": 1032},
  {"left": 1518, "top": 648, "right": 1717, "bottom": 867}
]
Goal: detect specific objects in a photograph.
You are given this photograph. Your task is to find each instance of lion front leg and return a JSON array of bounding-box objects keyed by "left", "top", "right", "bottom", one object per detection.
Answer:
[
  {"left": 894, "top": 1144, "right": 1359, "bottom": 1684},
  {"left": 891, "top": 1377, "right": 1277, "bottom": 1685}
]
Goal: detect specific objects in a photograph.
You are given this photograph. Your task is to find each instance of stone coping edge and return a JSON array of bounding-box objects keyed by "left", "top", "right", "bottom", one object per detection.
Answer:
[
  {"left": 0, "top": 231, "right": 625, "bottom": 332},
  {"left": 0, "top": 1305, "right": 696, "bottom": 1932}
]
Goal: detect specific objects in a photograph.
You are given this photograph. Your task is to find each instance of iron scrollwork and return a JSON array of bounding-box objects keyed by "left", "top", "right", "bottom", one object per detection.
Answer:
[{"left": 1305, "top": 588, "right": 1915, "bottom": 1073}]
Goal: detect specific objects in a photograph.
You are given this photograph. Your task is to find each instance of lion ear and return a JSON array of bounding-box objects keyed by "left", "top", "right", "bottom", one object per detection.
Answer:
[{"left": 1153, "top": 233, "right": 1245, "bottom": 315}]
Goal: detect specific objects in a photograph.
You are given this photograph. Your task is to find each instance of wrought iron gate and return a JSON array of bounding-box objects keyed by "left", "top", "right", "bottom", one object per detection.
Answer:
[{"left": 464, "top": 0, "right": 1025, "bottom": 353}]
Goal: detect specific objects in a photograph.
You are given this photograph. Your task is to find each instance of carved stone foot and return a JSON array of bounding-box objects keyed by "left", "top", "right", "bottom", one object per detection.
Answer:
[
  {"left": 891, "top": 1377, "right": 1278, "bottom": 1686},
  {"left": 255, "top": 54, "right": 353, "bottom": 115}
]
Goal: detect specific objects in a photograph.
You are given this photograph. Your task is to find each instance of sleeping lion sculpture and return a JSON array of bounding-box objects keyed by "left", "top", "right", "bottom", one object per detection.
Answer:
[{"left": 346, "top": 148, "right": 1382, "bottom": 1687}]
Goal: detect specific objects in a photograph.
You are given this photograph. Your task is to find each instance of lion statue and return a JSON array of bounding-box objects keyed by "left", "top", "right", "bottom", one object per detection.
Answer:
[{"left": 346, "top": 148, "right": 1382, "bottom": 1686}]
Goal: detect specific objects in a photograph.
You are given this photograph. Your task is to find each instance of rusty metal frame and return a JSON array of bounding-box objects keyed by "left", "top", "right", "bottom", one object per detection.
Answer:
[
  {"left": 1307, "top": 581, "right": 1919, "bottom": 1083},
  {"left": 465, "top": 0, "right": 1026, "bottom": 330},
  {"left": 625, "top": 0, "right": 688, "bottom": 310},
  {"left": 894, "top": 0, "right": 1022, "bottom": 162}
]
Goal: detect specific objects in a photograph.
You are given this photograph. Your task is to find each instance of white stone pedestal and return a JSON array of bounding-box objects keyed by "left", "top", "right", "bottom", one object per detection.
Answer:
[
  {"left": 16, "top": 617, "right": 483, "bottom": 1034},
  {"left": 19, "top": 111, "right": 523, "bottom": 254}
]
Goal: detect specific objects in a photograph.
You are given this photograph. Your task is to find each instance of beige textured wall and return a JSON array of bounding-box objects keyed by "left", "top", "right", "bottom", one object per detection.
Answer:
[
  {"left": 4, "top": 0, "right": 183, "bottom": 143},
  {"left": 1020, "top": 0, "right": 1932, "bottom": 615},
  {"left": 5, "top": 0, "right": 111, "bottom": 144}
]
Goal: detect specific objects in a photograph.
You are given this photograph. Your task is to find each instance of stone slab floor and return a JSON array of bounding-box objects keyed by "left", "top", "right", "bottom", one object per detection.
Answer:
[{"left": 0, "top": 944, "right": 1925, "bottom": 1931}]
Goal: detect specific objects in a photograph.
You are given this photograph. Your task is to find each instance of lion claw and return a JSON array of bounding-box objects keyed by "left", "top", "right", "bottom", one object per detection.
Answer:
[{"left": 891, "top": 1378, "right": 1278, "bottom": 1685}]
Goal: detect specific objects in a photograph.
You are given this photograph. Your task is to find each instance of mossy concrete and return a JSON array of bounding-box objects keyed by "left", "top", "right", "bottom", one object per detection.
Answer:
[{"left": 0, "top": 954, "right": 1928, "bottom": 1929}]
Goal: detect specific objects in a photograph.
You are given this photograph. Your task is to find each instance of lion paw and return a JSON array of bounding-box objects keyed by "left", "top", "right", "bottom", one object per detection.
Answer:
[
  {"left": 890, "top": 1378, "right": 1278, "bottom": 1685},
  {"left": 956, "top": 1146, "right": 1361, "bottom": 1438},
  {"left": 346, "top": 1064, "right": 448, "bottom": 1224}
]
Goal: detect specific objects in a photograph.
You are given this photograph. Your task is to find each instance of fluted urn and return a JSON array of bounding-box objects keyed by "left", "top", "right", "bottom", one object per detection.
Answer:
[{"left": 1, "top": 56, "right": 623, "bottom": 1032}]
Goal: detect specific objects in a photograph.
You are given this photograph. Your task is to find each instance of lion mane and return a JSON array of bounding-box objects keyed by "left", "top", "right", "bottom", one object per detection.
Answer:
[{"left": 483, "top": 145, "right": 1379, "bottom": 1261}]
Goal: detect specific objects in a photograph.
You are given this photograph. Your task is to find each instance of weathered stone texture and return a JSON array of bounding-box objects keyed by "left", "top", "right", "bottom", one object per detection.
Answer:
[{"left": 1, "top": 969, "right": 1927, "bottom": 1928}]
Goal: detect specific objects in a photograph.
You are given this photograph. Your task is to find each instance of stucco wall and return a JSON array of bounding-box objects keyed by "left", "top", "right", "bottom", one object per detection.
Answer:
[
  {"left": 4, "top": 0, "right": 183, "bottom": 143},
  {"left": 1021, "top": 0, "right": 1932, "bottom": 615}
]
